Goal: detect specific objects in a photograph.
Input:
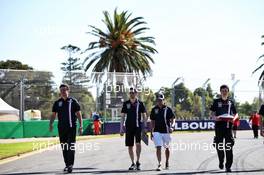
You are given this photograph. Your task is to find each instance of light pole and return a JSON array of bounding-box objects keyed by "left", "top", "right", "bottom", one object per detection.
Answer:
[
  {"left": 232, "top": 80, "right": 240, "bottom": 102},
  {"left": 258, "top": 79, "right": 264, "bottom": 109},
  {"left": 19, "top": 77, "right": 25, "bottom": 121},
  {"left": 171, "top": 77, "right": 184, "bottom": 110},
  {"left": 201, "top": 78, "right": 210, "bottom": 119}
]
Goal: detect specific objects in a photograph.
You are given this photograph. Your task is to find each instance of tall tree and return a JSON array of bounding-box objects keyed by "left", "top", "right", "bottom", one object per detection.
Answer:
[
  {"left": 173, "top": 83, "right": 193, "bottom": 111},
  {"left": 83, "top": 8, "right": 157, "bottom": 81},
  {"left": 61, "top": 44, "right": 82, "bottom": 85}
]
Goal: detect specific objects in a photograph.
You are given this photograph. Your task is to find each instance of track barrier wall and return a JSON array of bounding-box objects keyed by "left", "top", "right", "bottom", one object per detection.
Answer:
[
  {"left": 0, "top": 119, "right": 93, "bottom": 139},
  {"left": 0, "top": 119, "right": 253, "bottom": 138}
]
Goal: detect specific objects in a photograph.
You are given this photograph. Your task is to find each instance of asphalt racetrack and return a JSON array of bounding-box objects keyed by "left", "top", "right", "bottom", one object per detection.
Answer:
[{"left": 0, "top": 130, "right": 264, "bottom": 175}]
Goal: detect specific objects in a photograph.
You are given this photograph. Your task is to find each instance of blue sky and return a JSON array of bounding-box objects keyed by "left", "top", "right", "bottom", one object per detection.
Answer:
[{"left": 1, "top": 0, "right": 264, "bottom": 103}]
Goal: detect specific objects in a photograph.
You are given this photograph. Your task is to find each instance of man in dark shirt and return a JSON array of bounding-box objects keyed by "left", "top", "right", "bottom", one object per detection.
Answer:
[
  {"left": 49, "top": 84, "right": 83, "bottom": 173},
  {"left": 150, "top": 93, "right": 175, "bottom": 171},
  {"left": 258, "top": 105, "right": 264, "bottom": 137},
  {"left": 210, "top": 85, "right": 237, "bottom": 173},
  {"left": 120, "top": 87, "right": 147, "bottom": 171}
]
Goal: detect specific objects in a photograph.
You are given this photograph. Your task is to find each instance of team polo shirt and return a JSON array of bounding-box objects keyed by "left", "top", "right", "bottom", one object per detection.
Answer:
[
  {"left": 52, "top": 97, "right": 81, "bottom": 128},
  {"left": 249, "top": 114, "right": 260, "bottom": 126},
  {"left": 150, "top": 105, "right": 175, "bottom": 133},
  {"left": 210, "top": 98, "right": 237, "bottom": 118},
  {"left": 121, "top": 99, "right": 146, "bottom": 131}
]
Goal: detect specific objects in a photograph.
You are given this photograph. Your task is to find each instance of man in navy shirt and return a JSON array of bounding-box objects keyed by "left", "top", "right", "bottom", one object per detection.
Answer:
[
  {"left": 210, "top": 85, "right": 237, "bottom": 173},
  {"left": 49, "top": 84, "right": 83, "bottom": 173},
  {"left": 150, "top": 93, "right": 175, "bottom": 171},
  {"left": 120, "top": 87, "right": 147, "bottom": 171}
]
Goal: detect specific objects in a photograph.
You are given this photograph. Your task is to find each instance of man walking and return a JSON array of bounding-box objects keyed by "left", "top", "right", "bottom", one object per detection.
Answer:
[
  {"left": 150, "top": 93, "right": 175, "bottom": 171},
  {"left": 210, "top": 85, "right": 237, "bottom": 173},
  {"left": 120, "top": 87, "right": 147, "bottom": 171},
  {"left": 249, "top": 111, "right": 260, "bottom": 138},
  {"left": 49, "top": 84, "right": 83, "bottom": 173}
]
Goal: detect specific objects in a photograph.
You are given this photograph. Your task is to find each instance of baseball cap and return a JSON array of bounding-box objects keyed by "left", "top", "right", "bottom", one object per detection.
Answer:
[
  {"left": 157, "top": 93, "right": 165, "bottom": 100},
  {"left": 129, "top": 87, "right": 137, "bottom": 93}
]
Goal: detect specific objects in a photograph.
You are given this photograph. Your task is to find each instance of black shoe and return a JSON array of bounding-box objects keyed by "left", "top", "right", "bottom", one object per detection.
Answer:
[
  {"left": 67, "top": 165, "right": 73, "bottom": 173},
  {"left": 63, "top": 166, "right": 68, "bottom": 172},
  {"left": 165, "top": 162, "right": 169, "bottom": 169},
  {"left": 128, "top": 163, "right": 136, "bottom": 170},
  {"left": 156, "top": 164, "right": 162, "bottom": 171},
  {"left": 136, "top": 161, "right": 141, "bottom": 170},
  {"left": 226, "top": 168, "right": 232, "bottom": 172},
  {"left": 219, "top": 163, "right": 224, "bottom": 170}
]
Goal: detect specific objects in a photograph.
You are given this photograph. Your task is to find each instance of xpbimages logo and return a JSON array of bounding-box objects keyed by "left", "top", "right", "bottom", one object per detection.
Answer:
[{"left": 105, "top": 83, "right": 151, "bottom": 96}]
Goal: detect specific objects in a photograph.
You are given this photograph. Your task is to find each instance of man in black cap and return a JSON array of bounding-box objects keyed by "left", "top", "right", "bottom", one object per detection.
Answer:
[
  {"left": 49, "top": 84, "right": 83, "bottom": 173},
  {"left": 120, "top": 87, "right": 147, "bottom": 171},
  {"left": 210, "top": 85, "right": 237, "bottom": 173},
  {"left": 150, "top": 93, "right": 175, "bottom": 171}
]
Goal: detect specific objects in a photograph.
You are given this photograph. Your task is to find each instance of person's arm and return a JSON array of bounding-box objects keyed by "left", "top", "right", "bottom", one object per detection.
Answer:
[
  {"left": 149, "top": 109, "right": 155, "bottom": 139},
  {"left": 260, "top": 116, "right": 264, "bottom": 137},
  {"left": 249, "top": 115, "right": 252, "bottom": 123},
  {"left": 49, "top": 112, "right": 56, "bottom": 132},
  {"left": 150, "top": 120, "right": 155, "bottom": 139},
  {"left": 169, "top": 108, "right": 175, "bottom": 133},
  {"left": 142, "top": 112, "right": 148, "bottom": 132},
  {"left": 170, "top": 117, "right": 175, "bottom": 131},
  {"left": 76, "top": 111, "right": 83, "bottom": 135},
  {"left": 120, "top": 113, "right": 125, "bottom": 136}
]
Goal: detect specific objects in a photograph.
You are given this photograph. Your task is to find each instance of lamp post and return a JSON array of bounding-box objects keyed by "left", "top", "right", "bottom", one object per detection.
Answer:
[
  {"left": 171, "top": 77, "right": 184, "bottom": 110},
  {"left": 232, "top": 80, "right": 240, "bottom": 102},
  {"left": 201, "top": 78, "right": 210, "bottom": 119},
  {"left": 19, "top": 77, "right": 25, "bottom": 121}
]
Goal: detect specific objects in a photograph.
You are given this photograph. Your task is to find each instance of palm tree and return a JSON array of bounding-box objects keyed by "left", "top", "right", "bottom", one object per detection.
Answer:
[
  {"left": 83, "top": 9, "right": 157, "bottom": 82},
  {"left": 253, "top": 35, "right": 264, "bottom": 84}
]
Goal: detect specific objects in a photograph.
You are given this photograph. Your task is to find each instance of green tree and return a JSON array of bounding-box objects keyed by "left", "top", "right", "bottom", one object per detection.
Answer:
[
  {"left": 61, "top": 44, "right": 82, "bottom": 85},
  {"left": 173, "top": 83, "right": 193, "bottom": 112},
  {"left": 140, "top": 89, "right": 155, "bottom": 114},
  {"left": 0, "top": 60, "right": 33, "bottom": 70},
  {"left": 83, "top": 9, "right": 157, "bottom": 80},
  {"left": 237, "top": 101, "right": 253, "bottom": 116}
]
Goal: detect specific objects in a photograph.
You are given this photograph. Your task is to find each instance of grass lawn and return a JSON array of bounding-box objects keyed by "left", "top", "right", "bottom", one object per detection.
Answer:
[
  {"left": 0, "top": 140, "right": 59, "bottom": 160},
  {"left": 0, "top": 134, "right": 120, "bottom": 160}
]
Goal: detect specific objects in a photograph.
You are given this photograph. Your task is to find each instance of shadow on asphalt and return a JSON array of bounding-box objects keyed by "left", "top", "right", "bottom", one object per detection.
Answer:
[
  {"left": 1, "top": 168, "right": 155, "bottom": 174},
  {"left": 2, "top": 168, "right": 264, "bottom": 175},
  {"left": 158, "top": 168, "right": 264, "bottom": 174}
]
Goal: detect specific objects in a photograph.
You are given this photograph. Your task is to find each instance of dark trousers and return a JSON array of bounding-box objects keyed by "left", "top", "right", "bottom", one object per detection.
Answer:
[
  {"left": 214, "top": 121, "right": 234, "bottom": 169},
  {"left": 58, "top": 126, "right": 76, "bottom": 167},
  {"left": 252, "top": 125, "right": 259, "bottom": 138}
]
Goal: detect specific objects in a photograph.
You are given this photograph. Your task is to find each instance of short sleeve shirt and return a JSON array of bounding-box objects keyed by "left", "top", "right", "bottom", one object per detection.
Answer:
[
  {"left": 121, "top": 99, "right": 146, "bottom": 130},
  {"left": 150, "top": 105, "right": 175, "bottom": 133},
  {"left": 52, "top": 97, "right": 81, "bottom": 128},
  {"left": 210, "top": 98, "right": 237, "bottom": 117}
]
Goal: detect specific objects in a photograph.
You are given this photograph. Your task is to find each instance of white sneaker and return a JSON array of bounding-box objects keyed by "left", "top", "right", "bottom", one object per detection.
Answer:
[{"left": 156, "top": 164, "right": 162, "bottom": 171}]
